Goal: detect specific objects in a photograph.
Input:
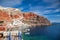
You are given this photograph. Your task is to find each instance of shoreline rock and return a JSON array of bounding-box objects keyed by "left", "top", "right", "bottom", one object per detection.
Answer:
[
  {"left": 22, "top": 12, "right": 51, "bottom": 27},
  {"left": 0, "top": 6, "right": 51, "bottom": 31}
]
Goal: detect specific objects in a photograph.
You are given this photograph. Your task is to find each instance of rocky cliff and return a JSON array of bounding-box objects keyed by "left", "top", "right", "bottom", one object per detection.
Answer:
[
  {"left": 22, "top": 12, "right": 51, "bottom": 27},
  {"left": 0, "top": 6, "right": 51, "bottom": 31}
]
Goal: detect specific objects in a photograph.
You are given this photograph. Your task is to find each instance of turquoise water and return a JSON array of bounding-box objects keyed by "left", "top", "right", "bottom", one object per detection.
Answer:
[
  {"left": 22, "top": 23, "right": 60, "bottom": 40},
  {"left": 23, "top": 34, "right": 49, "bottom": 40}
]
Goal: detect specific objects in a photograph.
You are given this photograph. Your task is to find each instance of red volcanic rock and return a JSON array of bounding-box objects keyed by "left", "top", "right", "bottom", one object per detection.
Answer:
[
  {"left": 0, "top": 26, "right": 6, "bottom": 31},
  {"left": 22, "top": 12, "right": 51, "bottom": 26},
  {"left": 0, "top": 7, "right": 23, "bottom": 31},
  {"left": 0, "top": 10, "right": 12, "bottom": 31},
  {"left": 11, "top": 13, "right": 22, "bottom": 19},
  {"left": 0, "top": 7, "right": 51, "bottom": 31},
  {"left": 0, "top": 10, "right": 11, "bottom": 22},
  {"left": 23, "top": 12, "right": 37, "bottom": 19}
]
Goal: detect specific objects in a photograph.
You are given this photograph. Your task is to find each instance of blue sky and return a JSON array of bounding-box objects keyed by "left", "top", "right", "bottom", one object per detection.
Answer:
[{"left": 0, "top": 0, "right": 60, "bottom": 23}]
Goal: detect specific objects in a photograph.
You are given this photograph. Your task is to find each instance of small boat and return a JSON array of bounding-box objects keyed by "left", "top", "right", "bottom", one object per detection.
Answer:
[{"left": 25, "top": 32, "right": 30, "bottom": 35}]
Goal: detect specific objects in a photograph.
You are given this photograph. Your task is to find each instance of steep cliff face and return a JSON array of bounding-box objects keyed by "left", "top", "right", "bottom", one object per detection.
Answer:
[
  {"left": 0, "top": 7, "right": 27, "bottom": 31},
  {"left": 0, "top": 10, "right": 11, "bottom": 21},
  {"left": 0, "top": 10, "right": 11, "bottom": 31},
  {"left": 0, "top": 6, "right": 51, "bottom": 31},
  {"left": 22, "top": 12, "right": 51, "bottom": 26}
]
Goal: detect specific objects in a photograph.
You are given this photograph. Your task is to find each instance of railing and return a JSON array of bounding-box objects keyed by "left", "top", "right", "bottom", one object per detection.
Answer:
[{"left": 0, "top": 31, "right": 23, "bottom": 40}]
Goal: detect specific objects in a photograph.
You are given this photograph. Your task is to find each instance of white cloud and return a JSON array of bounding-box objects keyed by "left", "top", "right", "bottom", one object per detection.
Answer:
[
  {"left": 27, "top": 5, "right": 60, "bottom": 23},
  {"left": 0, "top": 0, "right": 23, "bottom": 7},
  {"left": 56, "top": 15, "right": 60, "bottom": 16},
  {"left": 51, "top": 20, "right": 60, "bottom": 23},
  {"left": 43, "top": 0, "right": 58, "bottom": 3},
  {"left": 28, "top": 4, "right": 32, "bottom": 7},
  {"left": 44, "top": 8, "right": 60, "bottom": 14},
  {"left": 28, "top": 5, "right": 60, "bottom": 15},
  {"left": 28, "top": 6, "right": 47, "bottom": 14},
  {"left": 46, "top": 2, "right": 60, "bottom": 8},
  {"left": 43, "top": 10, "right": 53, "bottom": 13},
  {"left": 55, "top": 8, "right": 60, "bottom": 12},
  {"left": 44, "top": 15, "right": 60, "bottom": 23},
  {"left": 19, "top": 7, "right": 24, "bottom": 11}
]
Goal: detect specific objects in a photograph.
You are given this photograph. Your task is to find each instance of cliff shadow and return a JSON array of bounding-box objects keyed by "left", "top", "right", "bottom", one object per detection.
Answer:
[{"left": 29, "top": 26, "right": 48, "bottom": 36}]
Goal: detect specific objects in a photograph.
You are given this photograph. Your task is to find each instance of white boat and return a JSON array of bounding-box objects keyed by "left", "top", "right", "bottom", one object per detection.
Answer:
[{"left": 25, "top": 32, "right": 30, "bottom": 35}]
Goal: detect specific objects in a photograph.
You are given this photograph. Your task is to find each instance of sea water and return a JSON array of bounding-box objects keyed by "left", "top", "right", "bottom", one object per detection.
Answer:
[{"left": 22, "top": 23, "right": 60, "bottom": 40}]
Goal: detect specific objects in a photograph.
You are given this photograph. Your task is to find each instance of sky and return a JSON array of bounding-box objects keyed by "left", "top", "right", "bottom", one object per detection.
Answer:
[{"left": 0, "top": 0, "right": 60, "bottom": 23}]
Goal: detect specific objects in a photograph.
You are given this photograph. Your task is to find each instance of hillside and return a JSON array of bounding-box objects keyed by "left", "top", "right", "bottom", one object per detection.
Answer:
[{"left": 0, "top": 6, "right": 51, "bottom": 31}]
